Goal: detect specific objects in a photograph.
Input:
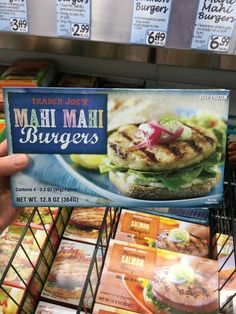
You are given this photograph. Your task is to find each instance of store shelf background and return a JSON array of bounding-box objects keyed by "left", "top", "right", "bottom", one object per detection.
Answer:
[
  {"left": 0, "top": 1, "right": 236, "bottom": 311},
  {"left": 0, "top": 0, "right": 230, "bottom": 54}
]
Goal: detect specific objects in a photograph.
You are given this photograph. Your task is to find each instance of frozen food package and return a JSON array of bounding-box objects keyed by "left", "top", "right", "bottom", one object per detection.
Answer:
[
  {"left": 98, "top": 77, "right": 144, "bottom": 88},
  {"left": 0, "top": 59, "right": 56, "bottom": 87},
  {"left": 42, "top": 240, "right": 101, "bottom": 307},
  {"left": 57, "top": 73, "right": 98, "bottom": 87},
  {"left": 0, "top": 225, "right": 47, "bottom": 288},
  {"left": 0, "top": 118, "right": 6, "bottom": 142},
  {"left": 93, "top": 303, "right": 139, "bottom": 313},
  {"left": 4, "top": 88, "right": 229, "bottom": 208},
  {"left": 214, "top": 233, "right": 236, "bottom": 309},
  {"left": 63, "top": 207, "right": 108, "bottom": 244},
  {"left": 115, "top": 209, "right": 210, "bottom": 257},
  {"left": 96, "top": 239, "right": 219, "bottom": 313},
  {"left": 35, "top": 301, "right": 77, "bottom": 313},
  {"left": 0, "top": 284, "right": 36, "bottom": 314},
  {"left": 13, "top": 207, "right": 59, "bottom": 228}
]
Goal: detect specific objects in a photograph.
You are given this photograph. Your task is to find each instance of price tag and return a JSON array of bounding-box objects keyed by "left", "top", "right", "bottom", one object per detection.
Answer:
[
  {"left": 130, "top": 0, "right": 172, "bottom": 46},
  {"left": 71, "top": 23, "right": 90, "bottom": 39},
  {"left": 191, "top": 0, "right": 236, "bottom": 52},
  {"left": 145, "top": 30, "right": 166, "bottom": 46},
  {"left": 208, "top": 35, "right": 231, "bottom": 52},
  {"left": 0, "top": 0, "right": 28, "bottom": 33},
  {"left": 10, "top": 18, "right": 28, "bottom": 33},
  {"left": 56, "top": 0, "right": 91, "bottom": 39}
]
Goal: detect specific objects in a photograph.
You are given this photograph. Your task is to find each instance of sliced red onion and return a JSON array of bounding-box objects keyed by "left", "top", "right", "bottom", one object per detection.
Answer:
[{"left": 130, "top": 121, "right": 184, "bottom": 150}]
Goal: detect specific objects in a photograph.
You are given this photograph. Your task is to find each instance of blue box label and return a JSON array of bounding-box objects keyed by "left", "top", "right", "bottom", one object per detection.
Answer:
[{"left": 8, "top": 92, "right": 107, "bottom": 154}]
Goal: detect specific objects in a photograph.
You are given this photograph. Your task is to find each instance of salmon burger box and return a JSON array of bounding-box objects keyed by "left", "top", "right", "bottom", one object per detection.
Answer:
[
  {"left": 3, "top": 88, "right": 229, "bottom": 208},
  {"left": 96, "top": 239, "right": 219, "bottom": 314},
  {"left": 115, "top": 209, "right": 210, "bottom": 257}
]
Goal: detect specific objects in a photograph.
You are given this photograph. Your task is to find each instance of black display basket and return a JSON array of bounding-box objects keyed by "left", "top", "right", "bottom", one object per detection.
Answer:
[{"left": 0, "top": 207, "right": 72, "bottom": 314}]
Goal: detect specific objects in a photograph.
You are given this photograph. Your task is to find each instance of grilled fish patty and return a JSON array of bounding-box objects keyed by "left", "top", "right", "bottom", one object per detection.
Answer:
[
  {"left": 152, "top": 267, "right": 218, "bottom": 309},
  {"left": 156, "top": 231, "right": 208, "bottom": 257},
  {"left": 70, "top": 207, "right": 105, "bottom": 229},
  {"left": 108, "top": 124, "right": 217, "bottom": 171}
]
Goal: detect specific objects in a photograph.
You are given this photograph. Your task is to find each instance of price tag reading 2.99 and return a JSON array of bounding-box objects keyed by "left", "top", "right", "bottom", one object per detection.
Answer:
[
  {"left": 146, "top": 30, "right": 166, "bottom": 46},
  {"left": 71, "top": 23, "right": 90, "bottom": 39}
]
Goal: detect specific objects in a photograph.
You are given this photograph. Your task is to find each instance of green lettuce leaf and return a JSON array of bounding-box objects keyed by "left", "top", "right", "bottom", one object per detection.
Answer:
[{"left": 100, "top": 153, "right": 221, "bottom": 191}]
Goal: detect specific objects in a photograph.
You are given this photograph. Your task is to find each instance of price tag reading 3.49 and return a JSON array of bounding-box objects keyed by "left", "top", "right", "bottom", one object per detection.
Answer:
[
  {"left": 71, "top": 23, "right": 90, "bottom": 39},
  {"left": 208, "top": 35, "right": 231, "bottom": 52},
  {"left": 146, "top": 30, "right": 166, "bottom": 46},
  {"left": 0, "top": 0, "right": 28, "bottom": 33},
  {"left": 10, "top": 18, "right": 28, "bottom": 33}
]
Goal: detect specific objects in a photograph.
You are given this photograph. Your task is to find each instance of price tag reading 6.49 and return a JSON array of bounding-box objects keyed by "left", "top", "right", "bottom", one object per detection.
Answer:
[
  {"left": 71, "top": 23, "right": 90, "bottom": 39},
  {"left": 10, "top": 18, "right": 28, "bottom": 32},
  {"left": 145, "top": 30, "right": 166, "bottom": 46}
]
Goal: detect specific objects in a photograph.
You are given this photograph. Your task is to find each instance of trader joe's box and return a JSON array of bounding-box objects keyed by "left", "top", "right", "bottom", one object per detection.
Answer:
[
  {"left": 96, "top": 240, "right": 219, "bottom": 314},
  {"left": 4, "top": 87, "right": 229, "bottom": 208}
]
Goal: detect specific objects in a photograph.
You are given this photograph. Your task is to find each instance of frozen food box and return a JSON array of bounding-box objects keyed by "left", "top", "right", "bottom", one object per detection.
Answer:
[
  {"left": 42, "top": 240, "right": 101, "bottom": 307},
  {"left": 227, "top": 134, "right": 236, "bottom": 164},
  {"left": 96, "top": 239, "right": 219, "bottom": 314},
  {"left": 35, "top": 301, "right": 77, "bottom": 313},
  {"left": 115, "top": 209, "right": 210, "bottom": 257},
  {"left": 214, "top": 234, "right": 236, "bottom": 309},
  {"left": 0, "top": 59, "right": 56, "bottom": 87},
  {"left": 4, "top": 88, "right": 229, "bottom": 208},
  {"left": 0, "top": 284, "right": 36, "bottom": 314},
  {"left": 0, "top": 118, "right": 6, "bottom": 142},
  {"left": 58, "top": 73, "right": 98, "bottom": 87},
  {"left": 98, "top": 78, "right": 144, "bottom": 88},
  {"left": 13, "top": 207, "right": 59, "bottom": 229},
  {"left": 63, "top": 207, "right": 110, "bottom": 244},
  {"left": 93, "top": 304, "right": 139, "bottom": 313},
  {"left": 226, "top": 115, "right": 236, "bottom": 164},
  {"left": 0, "top": 206, "right": 71, "bottom": 293},
  {"left": 6, "top": 224, "right": 47, "bottom": 249},
  {"left": 0, "top": 64, "right": 7, "bottom": 111},
  {"left": 0, "top": 226, "right": 46, "bottom": 288}
]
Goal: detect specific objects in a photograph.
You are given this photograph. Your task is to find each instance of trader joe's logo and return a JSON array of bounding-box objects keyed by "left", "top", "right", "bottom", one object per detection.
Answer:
[{"left": 8, "top": 92, "right": 107, "bottom": 154}]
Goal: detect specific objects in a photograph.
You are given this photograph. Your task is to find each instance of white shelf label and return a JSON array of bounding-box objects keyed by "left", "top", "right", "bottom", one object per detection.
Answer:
[
  {"left": 191, "top": 0, "right": 236, "bottom": 52},
  {"left": 0, "top": 0, "right": 28, "bottom": 33},
  {"left": 130, "top": 0, "right": 172, "bottom": 46},
  {"left": 56, "top": 0, "right": 91, "bottom": 39}
]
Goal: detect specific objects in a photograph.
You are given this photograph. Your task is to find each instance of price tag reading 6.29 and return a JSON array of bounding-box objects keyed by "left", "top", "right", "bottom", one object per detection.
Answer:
[
  {"left": 145, "top": 30, "right": 166, "bottom": 46},
  {"left": 71, "top": 23, "right": 90, "bottom": 39}
]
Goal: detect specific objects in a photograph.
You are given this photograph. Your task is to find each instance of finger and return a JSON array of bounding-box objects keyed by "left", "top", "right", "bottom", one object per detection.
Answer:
[
  {"left": 0, "top": 154, "right": 29, "bottom": 176},
  {"left": 0, "top": 190, "right": 21, "bottom": 233},
  {"left": 0, "top": 140, "right": 7, "bottom": 157}
]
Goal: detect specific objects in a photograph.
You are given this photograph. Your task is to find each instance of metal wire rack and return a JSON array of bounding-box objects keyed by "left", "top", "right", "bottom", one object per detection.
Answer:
[
  {"left": 0, "top": 177, "right": 235, "bottom": 313},
  {"left": 0, "top": 207, "right": 72, "bottom": 314}
]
